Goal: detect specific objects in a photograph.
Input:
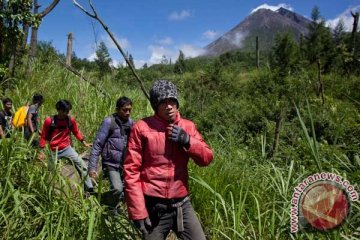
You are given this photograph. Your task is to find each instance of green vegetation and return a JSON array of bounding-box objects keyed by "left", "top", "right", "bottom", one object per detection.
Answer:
[{"left": 1, "top": 5, "right": 360, "bottom": 240}]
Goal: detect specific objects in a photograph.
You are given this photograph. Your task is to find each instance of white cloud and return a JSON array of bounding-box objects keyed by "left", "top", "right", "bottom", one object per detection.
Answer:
[
  {"left": 178, "top": 44, "right": 205, "bottom": 58},
  {"left": 148, "top": 45, "right": 174, "bottom": 65},
  {"left": 134, "top": 59, "right": 147, "bottom": 69},
  {"left": 87, "top": 52, "right": 96, "bottom": 61},
  {"left": 169, "top": 10, "right": 191, "bottom": 21},
  {"left": 147, "top": 44, "right": 204, "bottom": 65},
  {"left": 203, "top": 30, "right": 220, "bottom": 40},
  {"left": 110, "top": 59, "right": 119, "bottom": 67},
  {"left": 228, "top": 31, "right": 248, "bottom": 47},
  {"left": 158, "top": 37, "right": 173, "bottom": 45},
  {"left": 326, "top": 5, "right": 360, "bottom": 31},
  {"left": 86, "top": 34, "right": 130, "bottom": 61},
  {"left": 250, "top": 3, "right": 293, "bottom": 14}
]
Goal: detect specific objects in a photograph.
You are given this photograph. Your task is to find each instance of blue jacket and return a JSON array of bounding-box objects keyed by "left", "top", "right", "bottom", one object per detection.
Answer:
[{"left": 89, "top": 115, "right": 133, "bottom": 171}]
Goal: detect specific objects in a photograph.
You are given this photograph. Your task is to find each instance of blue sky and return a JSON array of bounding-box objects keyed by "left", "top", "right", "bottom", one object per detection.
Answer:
[{"left": 38, "top": 0, "right": 360, "bottom": 68}]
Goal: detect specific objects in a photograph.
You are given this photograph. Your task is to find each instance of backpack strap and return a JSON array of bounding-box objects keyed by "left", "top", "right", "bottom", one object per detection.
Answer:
[
  {"left": 67, "top": 116, "right": 73, "bottom": 131},
  {"left": 108, "top": 114, "right": 125, "bottom": 137},
  {"left": 47, "top": 115, "right": 73, "bottom": 140}
]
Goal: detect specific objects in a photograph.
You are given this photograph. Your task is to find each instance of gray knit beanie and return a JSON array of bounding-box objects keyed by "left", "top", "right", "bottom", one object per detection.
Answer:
[{"left": 149, "top": 79, "right": 179, "bottom": 110}]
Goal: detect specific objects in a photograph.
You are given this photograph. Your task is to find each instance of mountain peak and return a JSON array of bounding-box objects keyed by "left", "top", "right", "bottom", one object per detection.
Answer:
[
  {"left": 204, "top": 8, "right": 311, "bottom": 56},
  {"left": 276, "top": 7, "right": 311, "bottom": 25}
]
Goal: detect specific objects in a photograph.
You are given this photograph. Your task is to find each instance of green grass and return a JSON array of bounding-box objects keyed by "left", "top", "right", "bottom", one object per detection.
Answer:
[{"left": 1, "top": 58, "right": 359, "bottom": 239}]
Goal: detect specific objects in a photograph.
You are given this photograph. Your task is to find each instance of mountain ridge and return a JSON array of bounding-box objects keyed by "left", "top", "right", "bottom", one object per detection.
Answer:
[{"left": 204, "top": 8, "right": 312, "bottom": 56}]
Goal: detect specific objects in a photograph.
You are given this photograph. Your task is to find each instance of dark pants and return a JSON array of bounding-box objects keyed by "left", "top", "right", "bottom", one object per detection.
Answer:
[{"left": 143, "top": 196, "right": 206, "bottom": 240}]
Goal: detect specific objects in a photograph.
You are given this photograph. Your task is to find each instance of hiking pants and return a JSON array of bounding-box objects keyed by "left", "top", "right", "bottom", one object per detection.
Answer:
[
  {"left": 49, "top": 146, "right": 93, "bottom": 190},
  {"left": 142, "top": 196, "right": 206, "bottom": 240},
  {"left": 104, "top": 165, "right": 124, "bottom": 200}
]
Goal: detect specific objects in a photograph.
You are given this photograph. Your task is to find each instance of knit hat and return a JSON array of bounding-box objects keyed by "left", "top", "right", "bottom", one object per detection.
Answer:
[{"left": 149, "top": 80, "right": 179, "bottom": 110}]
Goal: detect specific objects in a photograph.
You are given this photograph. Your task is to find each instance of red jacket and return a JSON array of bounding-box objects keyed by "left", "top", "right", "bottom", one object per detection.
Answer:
[
  {"left": 124, "top": 112, "right": 214, "bottom": 220},
  {"left": 39, "top": 116, "right": 84, "bottom": 151}
]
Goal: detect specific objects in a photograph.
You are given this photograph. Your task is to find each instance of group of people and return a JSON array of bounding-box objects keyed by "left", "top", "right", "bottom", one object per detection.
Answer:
[
  {"left": 0, "top": 93, "right": 44, "bottom": 140},
  {"left": 1, "top": 79, "right": 214, "bottom": 240}
]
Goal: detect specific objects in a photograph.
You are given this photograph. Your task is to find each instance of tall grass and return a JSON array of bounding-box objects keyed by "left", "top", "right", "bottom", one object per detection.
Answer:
[
  {"left": 1, "top": 59, "right": 359, "bottom": 239},
  {"left": 1, "top": 62, "right": 147, "bottom": 239},
  {"left": 189, "top": 110, "right": 359, "bottom": 239}
]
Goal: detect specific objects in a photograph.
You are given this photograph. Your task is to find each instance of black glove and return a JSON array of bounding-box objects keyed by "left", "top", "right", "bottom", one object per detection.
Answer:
[
  {"left": 133, "top": 217, "right": 152, "bottom": 234},
  {"left": 169, "top": 125, "right": 190, "bottom": 146}
]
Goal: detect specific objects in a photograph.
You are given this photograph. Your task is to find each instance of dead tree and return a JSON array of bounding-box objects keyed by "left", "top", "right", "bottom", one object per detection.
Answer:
[
  {"left": 351, "top": 11, "right": 359, "bottom": 56},
  {"left": 73, "top": 0, "right": 150, "bottom": 100},
  {"left": 256, "top": 36, "right": 259, "bottom": 68},
  {"left": 28, "top": 0, "right": 40, "bottom": 67},
  {"left": 66, "top": 33, "right": 73, "bottom": 66},
  {"left": 28, "top": 0, "right": 61, "bottom": 71},
  {"left": 317, "top": 59, "right": 324, "bottom": 105}
]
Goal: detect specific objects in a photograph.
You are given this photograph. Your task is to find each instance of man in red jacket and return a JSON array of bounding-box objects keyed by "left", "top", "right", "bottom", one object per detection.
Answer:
[
  {"left": 124, "top": 80, "right": 214, "bottom": 240},
  {"left": 38, "top": 99, "right": 94, "bottom": 192}
]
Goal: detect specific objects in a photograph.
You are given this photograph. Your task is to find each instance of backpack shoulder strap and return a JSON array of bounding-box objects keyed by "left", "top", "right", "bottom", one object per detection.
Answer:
[
  {"left": 109, "top": 114, "right": 116, "bottom": 135},
  {"left": 68, "top": 116, "right": 73, "bottom": 131},
  {"left": 108, "top": 114, "right": 125, "bottom": 137},
  {"left": 50, "top": 115, "right": 56, "bottom": 127},
  {"left": 47, "top": 115, "right": 56, "bottom": 140}
]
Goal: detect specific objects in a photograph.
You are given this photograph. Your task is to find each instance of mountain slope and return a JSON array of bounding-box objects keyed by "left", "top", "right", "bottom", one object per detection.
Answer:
[{"left": 204, "top": 8, "right": 312, "bottom": 56}]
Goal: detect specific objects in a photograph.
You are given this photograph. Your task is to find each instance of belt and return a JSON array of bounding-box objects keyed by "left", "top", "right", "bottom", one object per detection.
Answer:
[
  {"left": 171, "top": 195, "right": 190, "bottom": 232},
  {"left": 145, "top": 195, "right": 190, "bottom": 232}
]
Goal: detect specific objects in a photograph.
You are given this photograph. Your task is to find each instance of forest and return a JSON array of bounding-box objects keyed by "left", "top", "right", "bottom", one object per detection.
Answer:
[{"left": 1, "top": 1, "right": 360, "bottom": 240}]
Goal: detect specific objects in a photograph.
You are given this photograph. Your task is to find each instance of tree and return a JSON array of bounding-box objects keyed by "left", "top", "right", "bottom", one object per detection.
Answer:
[
  {"left": 305, "top": 6, "right": 336, "bottom": 103},
  {"left": 0, "top": 0, "right": 36, "bottom": 87},
  {"left": 333, "top": 19, "right": 346, "bottom": 45},
  {"left": 268, "top": 33, "right": 301, "bottom": 157},
  {"left": 128, "top": 54, "right": 135, "bottom": 68},
  {"left": 27, "top": 0, "right": 60, "bottom": 69},
  {"left": 95, "top": 41, "right": 112, "bottom": 78},
  {"left": 160, "top": 55, "right": 169, "bottom": 65},
  {"left": 174, "top": 50, "right": 186, "bottom": 74}
]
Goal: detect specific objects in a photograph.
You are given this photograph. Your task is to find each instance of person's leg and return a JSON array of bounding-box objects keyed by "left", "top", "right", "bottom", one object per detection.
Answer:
[
  {"left": 23, "top": 126, "right": 31, "bottom": 140},
  {"left": 175, "top": 201, "right": 206, "bottom": 240},
  {"left": 60, "top": 146, "right": 93, "bottom": 190},
  {"left": 108, "top": 169, "right": 123, "bottom": 197},
  {"left": 143, "top": 210, "right": 173, "bottom": 240},
  {"left": 104, "top": 168, "right": 124, "bottom": 213},
  {"left": 143, "top": 197, "right": 173, "bottom": 240}
]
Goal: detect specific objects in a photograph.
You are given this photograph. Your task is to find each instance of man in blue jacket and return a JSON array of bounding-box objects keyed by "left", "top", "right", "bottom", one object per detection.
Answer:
[{"left": 88, "top": 96, "right": 133, "bottom": 204}]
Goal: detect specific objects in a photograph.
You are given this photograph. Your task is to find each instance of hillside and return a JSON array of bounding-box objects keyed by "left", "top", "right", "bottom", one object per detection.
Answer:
[{"left": 1, "top": 40, "right": 359, "bottom": 238}]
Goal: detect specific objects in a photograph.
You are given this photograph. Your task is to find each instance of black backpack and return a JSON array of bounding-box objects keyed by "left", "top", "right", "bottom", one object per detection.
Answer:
[{"left": 46, "top": 115, "right": 73, "bottom": 141}]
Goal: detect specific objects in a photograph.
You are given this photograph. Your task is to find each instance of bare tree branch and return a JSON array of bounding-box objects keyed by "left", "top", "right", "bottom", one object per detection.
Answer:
[
  {"left": 73, "top": 0, "right": 150, "bottom": 100},
  {"left": 57, "top": 57, "right": 111, "bottom": 100},
  {"left": 40, "top": 0, "right": 61, "bottom": 18},
  {"left": 73, "top": 0, "right": 96, "bottom": 18}
]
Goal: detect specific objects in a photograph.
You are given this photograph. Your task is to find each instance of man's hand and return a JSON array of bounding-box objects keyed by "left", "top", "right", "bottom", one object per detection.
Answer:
[
  {"left": 88, "top": 170, "right": 98, "bottom": 180},
  {"left": 133, "top": 217, "right": 152, "bottom": 234},
  {"left": 82, "top": 140, "right": 92, "bottom": 148},
  {"left": 37, "top": 151, "right": 45, "bottom": 161},
  {"left": 167, "top": 124, "right": 190, "bottom": 147}
]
